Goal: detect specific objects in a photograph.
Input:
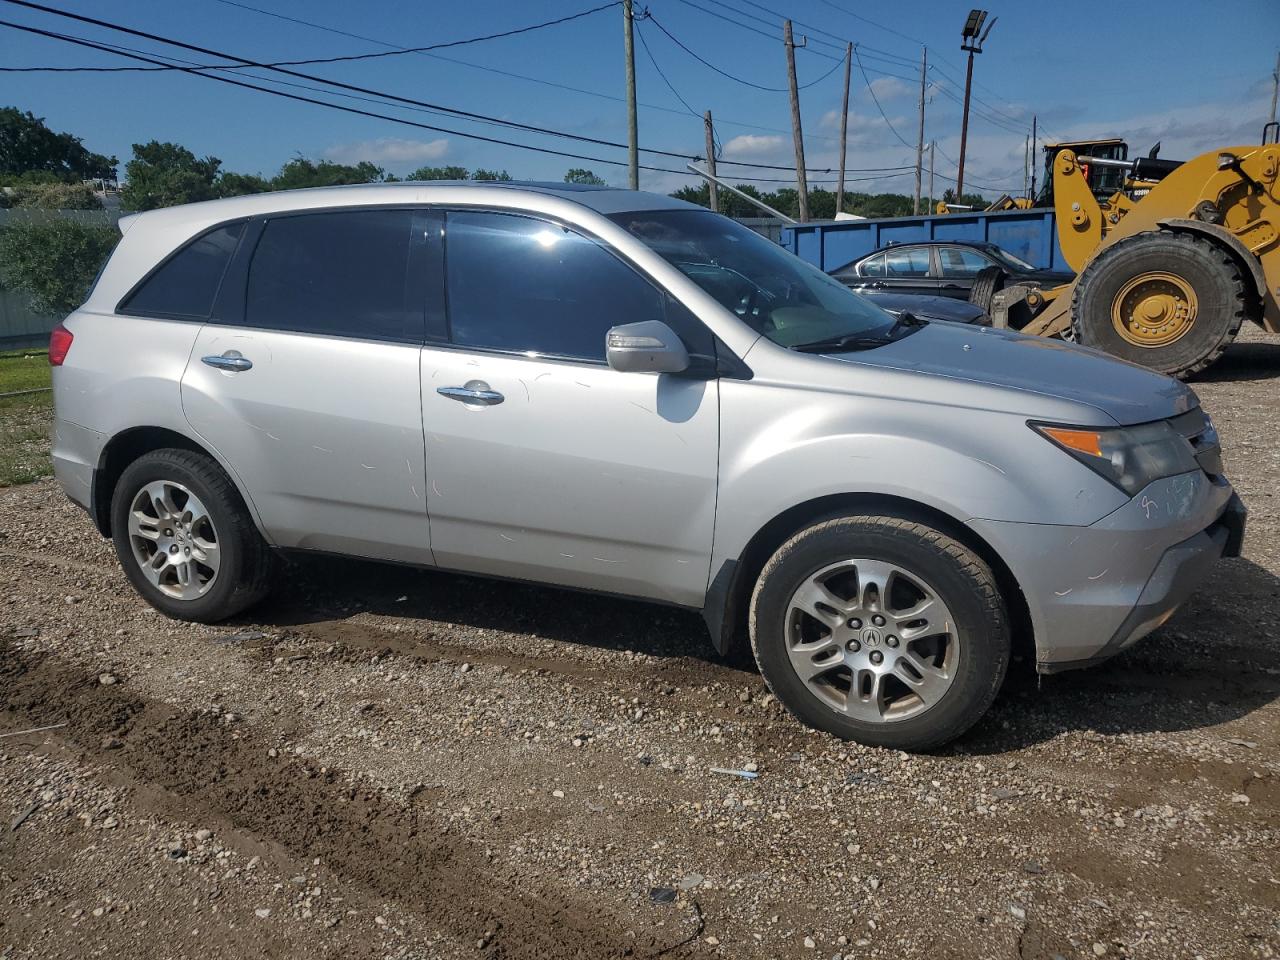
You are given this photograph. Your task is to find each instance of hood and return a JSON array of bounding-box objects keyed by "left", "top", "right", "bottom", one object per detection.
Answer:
[
  {"left": 828, "top": 321, "right": 1196, "bottom": 425},
  {"left": 867, "top": 292, "right": 986, "bottom": 325}
]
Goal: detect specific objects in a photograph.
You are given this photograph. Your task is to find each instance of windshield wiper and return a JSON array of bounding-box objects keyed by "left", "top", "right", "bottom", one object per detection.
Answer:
[
  {"left": 790, "top": 334, "right": 896, "bottom": 353},
  {"left": 792, "top": 314, "right": 926, "bottom": 353}
]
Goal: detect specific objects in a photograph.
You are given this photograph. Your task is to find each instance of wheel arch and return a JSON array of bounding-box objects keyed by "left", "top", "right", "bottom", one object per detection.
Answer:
[
  {"left": 1156, "top": 218, "right": 1266, "bottom": 323},
  {"left": 90, "top": 425, "right": 267, "bottom": 541},
  {"left": 701, "top": 492, "right": 1034, "bottom": 669}
]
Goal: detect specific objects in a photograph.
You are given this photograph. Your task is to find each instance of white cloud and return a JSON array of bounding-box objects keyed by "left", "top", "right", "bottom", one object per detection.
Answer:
[
  {"left": 868, "top": 76, "right": 913, "bottom": 102},
  {"left": 720, "top": 134, "right": 788, "bottom": 159},
  {"left": 323, "top": 137, "right": 450, "bottom": 169}
]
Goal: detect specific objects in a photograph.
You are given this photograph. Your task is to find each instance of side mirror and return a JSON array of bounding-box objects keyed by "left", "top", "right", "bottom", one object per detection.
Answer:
[{"left": 605, "top": 320, "right": 690, "bottom": 374}]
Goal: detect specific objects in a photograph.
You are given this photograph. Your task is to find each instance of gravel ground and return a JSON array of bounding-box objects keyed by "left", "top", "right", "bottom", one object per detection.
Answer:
[{"left": 1, "top": 331, "right": 1277, "bottom": 959}]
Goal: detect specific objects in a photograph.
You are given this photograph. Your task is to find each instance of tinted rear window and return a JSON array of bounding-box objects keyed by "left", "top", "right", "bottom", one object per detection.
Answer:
[
  {"left": 244, "top": 209, "right": 421, "bottom": 342},
  {"left": 121, "top": 222, "right": 244, "bottom": 319}
]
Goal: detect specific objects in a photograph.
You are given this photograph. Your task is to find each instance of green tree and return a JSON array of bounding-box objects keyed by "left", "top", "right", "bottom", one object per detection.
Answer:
[
  {"left": 670, "top": 182, "right": 775, "bottom": 218},
  {"left": 940, "top": 188, "right": 987, "bottom": 210},
  {"left": 0, "top": 107, "right": 116, "bottom": 184},
  {"left": 0, "top": 219, "right": 119, "bottom": 314},
  {"left": 471, "top": 168, "right": 512, "bottom": 181},
  {"left": 122, "top": 141, "right": 222, "bottom": 211},
  {"left": 11, "top": 182, "right": 102, "bottom": 210},
  {"left": 563, "top": 168, "right": 606, "bottom": 185},
  {"left": 406, "top": 165, "right": 470, "bottom": 181},
  {"left": 217, "top": 171, "right": 271, "bottom": 197},
  {"left": 271, "top": 157, "right": 386, "bottom": 190}
]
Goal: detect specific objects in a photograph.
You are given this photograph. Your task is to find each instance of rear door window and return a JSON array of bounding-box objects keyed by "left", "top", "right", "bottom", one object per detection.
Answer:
[
  {"left": 937, "top": 246, "right": 993, "bottom": 277},
  {"left": 244, "top": 209, "right": 424, "bottom": 342},
  {"left": 883, "top": 247, "right": 931, "bottom": 278},
  {"left": 120, "top": 221, "right": 244, "bottom": 320}
]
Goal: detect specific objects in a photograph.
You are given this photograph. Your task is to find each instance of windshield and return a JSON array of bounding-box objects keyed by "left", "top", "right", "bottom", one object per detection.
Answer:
[
  {"left": 987, "top": 246, "right": 1037, "bottom": 272},
  {"left": 610, "top": 209, "right": 901, "bottom": 349}
]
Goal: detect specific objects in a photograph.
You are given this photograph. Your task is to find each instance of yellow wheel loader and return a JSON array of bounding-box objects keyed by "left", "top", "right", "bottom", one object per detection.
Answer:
[{"left": 976, "top": 126, "right": 1280, "bottom": 378}]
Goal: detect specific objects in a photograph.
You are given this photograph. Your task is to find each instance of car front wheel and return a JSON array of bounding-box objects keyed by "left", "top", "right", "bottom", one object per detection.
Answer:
[
  {"left": 749, "top": 514, "right": 1010, "bottom": 751},
  {"left": 110, "top": 448, "right": 275, "bottom": 622}
]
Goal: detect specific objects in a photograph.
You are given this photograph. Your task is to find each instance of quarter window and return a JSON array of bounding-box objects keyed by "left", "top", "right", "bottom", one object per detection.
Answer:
[
  {"left": 121, "top": 221, "right": 244, "bottom": 319},
  {"left": 444, "top": 211, "right": 665, "bottom": 361},
  {"left": 245, "top": 209, "right": 423, "bottom": 342},
  {"left": 859, "top": 253, "right": 886, "bottom": 277},
  {"left": 883, "top": 247, "right": 931, "bottom": 278}
]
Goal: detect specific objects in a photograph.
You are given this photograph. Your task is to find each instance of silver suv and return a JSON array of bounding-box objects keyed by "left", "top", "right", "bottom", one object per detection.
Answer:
[{"left": 50, "top": 182, "right": 1245, "bottom": 750}]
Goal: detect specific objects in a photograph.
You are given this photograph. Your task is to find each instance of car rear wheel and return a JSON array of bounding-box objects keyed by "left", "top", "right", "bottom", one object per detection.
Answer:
[
  {"left": 110, "top": 448, "right": 275, "bottom": 622},
  {"left": 749, "top": 515, "right": 1010, "bottom": 750}
]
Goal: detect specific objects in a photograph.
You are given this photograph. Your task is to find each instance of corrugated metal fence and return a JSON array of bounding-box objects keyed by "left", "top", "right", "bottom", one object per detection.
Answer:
[{"left": 0, "top": 209, "right": 121, "bottom": 350}]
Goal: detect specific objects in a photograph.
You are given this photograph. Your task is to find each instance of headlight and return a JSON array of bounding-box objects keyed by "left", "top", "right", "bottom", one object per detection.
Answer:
[{"left": 1032, "top": 420, "right": 1199, "bottom": 495}]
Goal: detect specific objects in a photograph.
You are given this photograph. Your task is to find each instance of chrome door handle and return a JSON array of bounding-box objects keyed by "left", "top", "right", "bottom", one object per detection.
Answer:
[
  {"left": 437, "top": 382, "right": 504, "bottom": 405},
  {"left": 201, "top": 351, "right": 253, "bottom": 372}
]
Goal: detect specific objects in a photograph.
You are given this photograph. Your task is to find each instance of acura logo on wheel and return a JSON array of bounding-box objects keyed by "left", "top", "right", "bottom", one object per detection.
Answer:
[{"left": 861, "top": 628, "right": 882, "bottom": 647}]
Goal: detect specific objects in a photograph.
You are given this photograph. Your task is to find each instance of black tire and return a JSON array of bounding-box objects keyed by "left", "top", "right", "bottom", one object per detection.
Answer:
[
  {"left": 749, "top": 515, "right": 1010, "bottom": 751},
  {"left": 110, "top": 448, "right": 275, "bottom": 623},
  {"left": 1071, "top": 231, "right": 1247, "bottom": 378},
  {"left": 968, "top": 265, "right": 1007, "bottom": 314}
]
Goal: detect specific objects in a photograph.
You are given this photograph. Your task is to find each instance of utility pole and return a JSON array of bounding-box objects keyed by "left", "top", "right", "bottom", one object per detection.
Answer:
[
  {"left": 914, "top": 46, "right": 927, "bottom": 215},
  {"left": 783, "top": 20, "right": 810, "bottom": 221},
  {"left": 836, "top": 42, "right": 852, "bottom": 216},
  {"left": 704, "top": 110, "right": 719, "bottom": 213},
  {"left": 928, "top": 140, "right": 936, "bottom": 213},
  {"left": 623, "top": 0, "right": 639, "bottom": 190},
  {"left": 1023, "top": 133, "right": 1029, "bottom": 198},
  {"left": 957, "top": 9, "right": 995, "bottom": 200},
  {"left": 1029, "top": 113, "right": 1037, "bottom": 199},
  {"left": 1271, "top": 49, "right": 1280, "bottom": 122}
]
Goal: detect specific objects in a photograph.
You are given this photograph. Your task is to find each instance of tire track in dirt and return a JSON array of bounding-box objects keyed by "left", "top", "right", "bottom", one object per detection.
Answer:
[{"left": 0, "top": 640, "right": 703, "bottom": 960}]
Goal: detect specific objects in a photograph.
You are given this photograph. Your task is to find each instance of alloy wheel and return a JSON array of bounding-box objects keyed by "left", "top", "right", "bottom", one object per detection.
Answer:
[
  {"left": 126, "top": 479, "right": 220, "bottom": 600},
  {"left": 784, "top": 558, "right": 960, "bottom": 722}
]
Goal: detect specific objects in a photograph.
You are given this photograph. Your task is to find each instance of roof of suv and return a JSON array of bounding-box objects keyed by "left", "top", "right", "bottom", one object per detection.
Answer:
[{"left": 119, "top": 181, "right": 699, "bottom": 235}]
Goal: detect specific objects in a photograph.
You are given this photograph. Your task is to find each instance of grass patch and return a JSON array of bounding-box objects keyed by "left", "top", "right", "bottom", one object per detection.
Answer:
[
  {"left": 0, "top": 389, "right": 53, "bottom": 487},
  {"left": 0, "top": 350, "right": 52, "bottom": 394}
]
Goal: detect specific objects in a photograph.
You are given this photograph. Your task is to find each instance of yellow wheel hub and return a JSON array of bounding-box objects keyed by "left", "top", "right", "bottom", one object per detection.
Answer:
[{"left": 1111, "top": 271, "right": 1198, "bottom": 348}]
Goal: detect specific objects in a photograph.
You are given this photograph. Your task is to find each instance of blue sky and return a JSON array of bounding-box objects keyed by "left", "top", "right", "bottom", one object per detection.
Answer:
[{"left": 2, "top": 0, "right": 1277, "bottom": 198}]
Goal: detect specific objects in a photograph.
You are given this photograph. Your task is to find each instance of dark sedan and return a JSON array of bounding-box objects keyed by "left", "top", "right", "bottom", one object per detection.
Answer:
[{"left": 831, "top": 240, "right": 1073, "bottom": 300}]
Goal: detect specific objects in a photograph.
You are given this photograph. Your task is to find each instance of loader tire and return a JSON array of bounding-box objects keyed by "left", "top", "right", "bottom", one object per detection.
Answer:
[
  {"left": 1071, "top": 231, "right": 1247, "bottom": 378},
  {"left": 968, "top": 265, "right": 1007, "bottom": 315}
]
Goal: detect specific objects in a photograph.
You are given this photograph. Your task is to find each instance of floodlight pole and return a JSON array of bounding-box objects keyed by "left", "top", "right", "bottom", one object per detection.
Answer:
[{"left": 957, "top": 9, "right": 994, "bottom": 200}]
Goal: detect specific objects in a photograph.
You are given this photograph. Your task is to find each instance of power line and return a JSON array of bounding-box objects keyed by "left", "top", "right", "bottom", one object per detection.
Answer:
[
  {"left": 634, "top": 18, "right": 702, "bottom": 120},
  {"left": 854, "top": 45, "right": 914, "bottom": 149},
  {"left": 0, "top": 16, "right": 911, "bottom": 189},
  {"left": 0, "top": 1, "right": 620, "bottom": 72},
  {"left": 0, "top": 18, "right": 696, "bottom": 176},
  {"left": 207, "top": 0, "right": 852, "bottom": 146},
  {"left": 644, "top": 11, "right": 842, "bottom": 91},
  {"left": 634, "top": 19, "right": 911, "bottom": 175},
  {"left": 3, "top": 0, "right": 708, "bottom": 161},
  {"left": 6, "top": 2, "right": 895, "bottom": 177}
]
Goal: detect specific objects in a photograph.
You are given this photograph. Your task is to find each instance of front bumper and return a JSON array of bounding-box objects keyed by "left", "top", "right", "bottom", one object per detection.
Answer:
[{"left": 969, "top": 473, "right": 1244, "bottom": 672}]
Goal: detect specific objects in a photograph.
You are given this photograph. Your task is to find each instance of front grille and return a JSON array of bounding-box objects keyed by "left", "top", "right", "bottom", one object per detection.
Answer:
[{"left": 1169, "top": 407, "right": 1224, "bottom": 480}]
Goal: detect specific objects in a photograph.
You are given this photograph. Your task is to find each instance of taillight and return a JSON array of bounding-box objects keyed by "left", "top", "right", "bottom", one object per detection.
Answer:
[{"left": 49, "top": 322, "right": 73, "bottom": 366}]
